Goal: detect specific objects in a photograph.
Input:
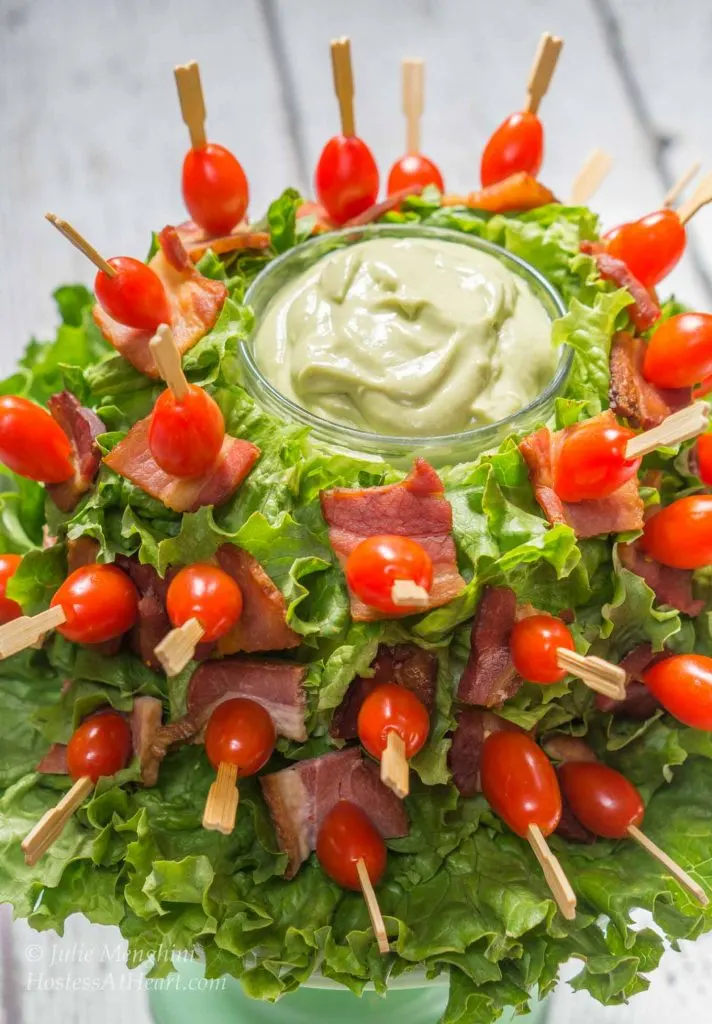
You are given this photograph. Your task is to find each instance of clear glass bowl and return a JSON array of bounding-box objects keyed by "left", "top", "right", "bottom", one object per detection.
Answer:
[{"left": 240, "top": 224, "right": 570, "bottom": 466}]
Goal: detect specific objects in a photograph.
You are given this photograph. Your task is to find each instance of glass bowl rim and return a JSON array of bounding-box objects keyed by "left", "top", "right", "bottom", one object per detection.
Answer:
[{"left": 240, "top": 222, "right": 572, "bottom": 451}]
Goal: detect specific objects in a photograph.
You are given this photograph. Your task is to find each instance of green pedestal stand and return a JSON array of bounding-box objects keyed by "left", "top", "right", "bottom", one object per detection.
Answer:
[{"left": 148, "top": 959, "right": 549, "bottom": 1024}]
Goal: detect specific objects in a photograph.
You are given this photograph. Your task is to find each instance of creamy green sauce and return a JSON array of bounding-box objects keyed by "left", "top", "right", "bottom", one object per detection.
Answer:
[{"left": 253, "top": 237, "right": 556, "bottom": 437}]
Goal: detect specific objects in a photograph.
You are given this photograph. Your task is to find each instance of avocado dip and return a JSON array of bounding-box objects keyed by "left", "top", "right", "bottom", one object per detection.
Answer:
[{"left": 252, "top": 236, "right": 556, "bottom": 438}]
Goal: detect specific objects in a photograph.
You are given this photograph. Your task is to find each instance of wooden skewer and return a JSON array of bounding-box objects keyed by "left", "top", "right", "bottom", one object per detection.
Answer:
[
  {"left": 149, "top": 325, "right": 189, "bottom": 400},
  {"left": 21, "top": 776, "right": 94, "bottom": 866},
  {"left": 527, "top": 823, "right": 577, "bottom": 920},
  {"left": 556, "top": 648, "right": 627, "bottom": 701},
  {"left": 202, "top": 761, "right": 239, "bottom": 835},
  {"left": 569, "top": 149, "right": 613, "bottom": 206},
  {"left": 174, "top": 61, "right": 207, "bottom": 150},
  {"left": 0, "top": 605, "right": 66, "bottom": 660},
  {"left": 403, "top": 58, "right": 424, "bottom": 155},
  {"left": 45, "top": 213, "right": 116, "bottom": 277},
  {"left": 381, "top": 731, "right": 409, "bottom": 799},
  {"left": 356, "top": 857, "right": 389, "bottom": 954},
  {"left": 625, "top": 401, "right": 709, "bottom": 460},
  {"left": 524, "top": 33, "right": 564, "bottom": 116},
  {"left": 391, "top": 580, "right": 430, "bottom": 609},
  {"left": 627, "top": 825, "right": 709, "bottom": 906},
  {"left": 154, "top": 617, "right": 205, "bottom": 677},
  {"left": 677, "top": 172, "right": 712, "bottom": 225},
  {"left": 663, "top": 160, "right": 702, "bottom": 208},
  {"left": 331, "top": 37, "right": 356, "bottom": 137}
]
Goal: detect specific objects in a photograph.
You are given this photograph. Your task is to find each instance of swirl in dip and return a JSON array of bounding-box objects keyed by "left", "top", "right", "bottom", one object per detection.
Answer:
[{"left": 252, "top": 236, "right": 556, "bottom": 438}]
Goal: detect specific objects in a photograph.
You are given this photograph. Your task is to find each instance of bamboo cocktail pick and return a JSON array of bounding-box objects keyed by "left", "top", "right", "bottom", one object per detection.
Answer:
[
  {"left": 381, "top": 731, "right": 409, "bottom": 799},
  {"left": 174, "top": 60, "right": 207, "bottom": 150},
  {"left": 526, "top": 824, "right": 577, "bottom": 920},
  {"left": 356, "top": 858, "right": 390, "bottom": 954},
  {"left": 203, "top": 761, "right": 240, "bottom": 835},
  {"left": 677, "top": 172, "right": 712, "bottom": 225},
  {"left": 331, "top": 37, "right": 356, "bottom": 137},
  {"left": 569, "top": 149, "right": 613, "bottom": 205},
  {"left": 45, "top": 213, "right": 116, "bottom": 276},
  {"left": 402, "top": 58, "right": 425, "bottom": 155},
  {"left": 626, "top": 825, "right": 709, "bottom": 905},
  {"left": 22, "top": 777, "right": 94, "bottom": 867},
  {"left": 663, "top": 160, "right": 702, "bottom": 209},
  {"left": 0, "top": 606, "right": 66, "bottom": 660},
  {"left": 625, "top": 402, "right": 709, "bottom": 460},
  {"left": 149, "top": 324, "right": 189, "bottom": 401},
  {"left": 555, "top": 649, "right": 627, "bottom": 701},
  {"left": 524, "top": 33, "right": 564, "bottom": 116},
  {"left": 390, "top": 580, "right": 430, "bottom": 609}
]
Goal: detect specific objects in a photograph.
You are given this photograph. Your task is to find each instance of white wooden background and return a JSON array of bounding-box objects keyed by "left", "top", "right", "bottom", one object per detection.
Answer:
[{"left": 2, "top": 0, "right": 712, "bottom": 1021}]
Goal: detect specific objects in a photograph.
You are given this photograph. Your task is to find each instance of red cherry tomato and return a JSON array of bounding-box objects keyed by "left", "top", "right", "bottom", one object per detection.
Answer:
[
  {"left": 554, "top": 419, "right": 640, "bottom": 502},
  {"left": 315, "top": 135, "right": 379, "bottom": 225},
  {"left": 166, "top": 563, "right": 243, "bottom": 642},
  {"left": 51, "top": 564, "right": 139, "bottom": 644},
  {"left": 0, "top": 396, "right": 73, "bottom": 484},
  {"left": 697, "top": 434, "right": 712, "bottom": 486},
  {"left": 387, "top": 153, "right": 444, "bottom": 196},
  {"left": 66, "top": 711, "right": 133, "bottom": 783},
  {"left": 604, "top": 209, "right": 686, "bottom": 289},
  {"left": 316, "top": 800, "right": 387, "bottom": 891},
  {"left": 357, "top": 682, "right": 430, "bottom": 761},
  {"left": 480, "top": 112, "right": 544, "bottom": 188},
  {"left": 182, "top": 142, "right": 249, "bottom": 237},
  {"left": 509, "top": 614, "right": 575, "bottom": 685},
  {"left": 480, "top": 731, "right": 561, "bottom": 838},
  {"left": 148, "top": 385, "right": 225, "bottom": 477},
  {"left": 204, "top": 698, "right": 275, "bottom": 775},
  {"left": 0, "top": 553, "right": 22, "bottom": 625},
  {"left": 95, "top": 257, "right": 172, "bottom": 332},
  {"left": 643, "top": 654, "right": 712, "bottom": 730},
  {"left": 642, "top": 313, "right": 712, "bottom": 389},
  {"left": 345, "top": 535, "right": 433, "bottom": 616},
  {"left": 558, "top": 761, "right": 644, "bottom": 839},
  {"left": 641, "top": 496, "right": 712, "bottom": 569}
]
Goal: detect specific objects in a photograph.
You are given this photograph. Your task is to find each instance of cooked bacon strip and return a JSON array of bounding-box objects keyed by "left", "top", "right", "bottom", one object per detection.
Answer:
[
  {"left": 36, "top": 696, "right": 164, "bottom": 787},
  {"left": 215, "top": 544, "right": 300, "bottom": 654},
  {"left": 594, "top": 643, "right": 664, "bottom": 718},
  {"left": 618, "top": 537, "right": 703, "bottom": 616},
  {"left": 320, "top": 459, "right": 466, "bottom": 621},
  {"left": 93, "top": 226, "right": 227, "bottom": 377},
  {"left": 104, "top": 417, "right": 259, "bottom": 513},
  {"left": 343, "top": 185, "right": 426, "bottom": 227},
  {"left": 175, "top": 220, "right": 271, "bottom": 261},
  {"left": 448, "top": 708, "right": 524, "bottom": 797},
  {"left": 45, "top": 392, "right": 105, "bottom": 512},
  {"left": 457, "top": 587, "right": 524, "bottom": 707},
  {"left": 296, "top": 202, "right": 334, "bottom": 235},
  {"left": 442, "top": 173, "right": 556, "bottom": 214},
  {"left": 520, "top": 411, "right": 644, "bottom": 538},
  {"left": 186, "top": 658, "right": 308, "bottom": 742},
  {"left": 580, "top": 241, "right": 661, "bottom": 333},
  {"left": 116, "top": 556, "right": 172, "bottom": 671},
  {"left": 609, "top": 331, "right": 692, "bottom": 429},
  {"left": 330, "top": 643, "right": 438, "bottom": 740},
  {"left": 66, "top": 537, "right": 101, "bottom": 573},
  {"left": 260, "top": 748, "right": 408, "bottom": 878}
]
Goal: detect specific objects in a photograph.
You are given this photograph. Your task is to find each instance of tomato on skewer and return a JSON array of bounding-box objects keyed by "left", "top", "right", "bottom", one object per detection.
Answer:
[
  {"left": 480, "top": 731, "right": 562, "bottom": 838},
  {"left": 148, "top": 385, "right": 225, "bottom": 477},
  {"left": 95, "top": 257, "right": 172, "bottom": 332},
  {"left": 481, "top": 112, "right": 544, "bottom": 189},
  {"left": 0, "top": 396, "right": 74, "bottom": 484},
  {"left": 345, "top": 535, "right": 433, "bottom": 615},
  {"left": 51, "top": 564, "right": 139, "bottom": 645},
  {"left": 204, "top": 698, "right": 276, "bottom": 776},
  {"left": 643, "top": 654, "right": 712, "bottom": 730},
  {"left": 641, "top": 495, "right": 712, "bottom": 569},
  {"left": 604, "top": 209, "right": 686, "bottom": 289},
  {"left": 316, "top": 800, "right": 387, "bottom": 892},
  {"left": 358, "top": 683, "right": 430, "bottom": 762},
  {"left": 182, "top": 143, "right": 249, "bottom": 237},
  {"left": 315, "top": 136, "right": 379, "bottom": 225},
  {"left": 66, "top": 711, "right": 134, "bottom": 783},
  {"left": 643, "top": 313, "right": 712, "bottom": 389},
  {"left": 509, "top": 614, "right": 575, "bottom": 685},
  {"left": 559, "top": 761, "right": 642, "bottom": 839},
  {"left": 553, "top": 418, "right": 640, "bottom": 502},
  {"left": 696, "top": 434, "right": 712, "bottom": 486},
  {"left": 387, "top": 153, "right": 443, "bottom": 196},
  {"left": 166, "top": 564, "right": 243, "bottom": 643},
  {"left": 0, "top": 554, "right": 23, "bottom": 625}
]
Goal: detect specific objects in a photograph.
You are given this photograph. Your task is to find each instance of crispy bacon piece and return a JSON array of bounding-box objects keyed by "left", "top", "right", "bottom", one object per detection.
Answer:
[
  {"left": 175, "top": 220, "right": 271, "bottom": 261},
  {"left": 320, "top": 459, "right": 466, "bottom": 621},
  {"left": 448, "top": 708, "right": 524, "bottom": 797},
  {"left": 115, "top": 556, "right": 172, "bottom": 671},
  {"left": 45, "top": 392, "right": 105, "bottom": 512},
  {"left": 36, "top": 743, "right": 68, "bottom": 774},
  {"left": 594, "top": 643, "right": 664, "bottom": 718},
  {"left": 215, "top": 544, "right": 300, "bottom": 654},
  {"left": 519, "top": 412, "right": 644, "bottom": 538},
  {"left": 186, "top": 658, "right": 308, "bottom": 742},
  {"left": 296, "top": 202, "right": 334, "bottom": 235},
  {"left": 609, "top": 331, "right": 692, "bottom": 429},
  {"left": 104, "top": 416, "right": 259, "bottom": 513},
  {"left": 330, "top": 643, "right": 438, "bottom": 740},
  {"left": 580, "top": 241, "right": 661, "bottom": 333},
  {"left": 343, "top": 185, "right": 425, "bottom": 227},
  {"left": 618, "top": 537, "right": 703, "bottom": 616},
  {"left": 457, "top": 587, "right": 524, "bottom": 707},
  {"left": 93, "top": 226, "right": 227, "bottom": 377},
  {"left": 442, "top": 173, "right": 556, "bottom": 214},
  {"left": 66, "top": 537, "right": 100, "bottom": 573},
  {"left": 260, "top": 748, "right": 408, "bottom": 878}
]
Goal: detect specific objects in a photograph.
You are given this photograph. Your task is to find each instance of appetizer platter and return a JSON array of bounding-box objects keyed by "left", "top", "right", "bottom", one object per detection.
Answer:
[{"left": 2, "top": 30, "right": 712, "bottom": 1024}]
